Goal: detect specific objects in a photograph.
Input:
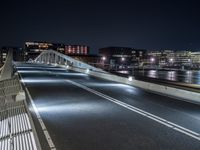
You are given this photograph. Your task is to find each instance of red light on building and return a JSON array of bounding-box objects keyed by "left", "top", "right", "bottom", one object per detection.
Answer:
[{"left": 65, "top": 45, "right": 89, "bottom": 55}]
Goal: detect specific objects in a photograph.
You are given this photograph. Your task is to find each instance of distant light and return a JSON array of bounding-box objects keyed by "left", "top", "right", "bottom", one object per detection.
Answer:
[
  {"left": 102, "top": 56, "right": 106, "bottom": 61},
  {"left": 66, "top": 65, "right": 69, "bottom": 69},
  {"left": 121, "top": 57, "right": 125, "bottom": 61},
  {"left": 150, "top": 58, "right": 155, "bottom": 62},
  {"left": 169, "top": 58, "right": 173, "bottom": 62},
  {"left": 188, "top": 59, "right": 191, "bottom": 62},
  {"left": 86, "top": 68, "right": 90, "bottom": 73},
  {"left": 128, "top": 76, "right": 133, "bottom": 81}
]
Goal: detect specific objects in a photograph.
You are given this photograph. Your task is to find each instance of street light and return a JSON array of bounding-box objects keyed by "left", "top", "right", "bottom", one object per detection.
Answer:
[{"left": 150, "top": 57, "right": 155, "bottom": 62}]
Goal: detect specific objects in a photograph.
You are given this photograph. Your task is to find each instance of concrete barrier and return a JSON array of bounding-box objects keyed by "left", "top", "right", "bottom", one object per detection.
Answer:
[
  {"left": 41, "top": 63, "right": 200, "bottom": 105},
  {"left": 69, "top": 66, "right": 200, "bottom": 105}
]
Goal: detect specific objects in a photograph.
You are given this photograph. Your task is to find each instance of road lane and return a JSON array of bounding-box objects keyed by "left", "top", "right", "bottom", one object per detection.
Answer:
[{"left": 17, "top": 63, "right": 200, "bottom": 150}]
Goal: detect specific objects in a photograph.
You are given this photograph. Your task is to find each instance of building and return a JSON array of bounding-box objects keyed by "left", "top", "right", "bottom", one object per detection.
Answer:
[
  {"left": 25, "top": 42, "right": 89, "bottom": 60},
  {"left": 25, "top": 42, "right": 53, "bottom": 60},
  {"left": 25, "top": 41, "right": 66, "bottom": 60},
  {"left": 99, "top": 47, "right": 147, "bottom": 68},
  {"left": 0, "top": 47, "right": 24, "bottom": 64},
  {"left": 147, "top": 49, "right": 200, "bottom": 69},
  {"left": 147, "top": 50, "right": 175, "bottom": 66},
  {"left": 65, "top": 45, "right": 89, "bottom": 55}
]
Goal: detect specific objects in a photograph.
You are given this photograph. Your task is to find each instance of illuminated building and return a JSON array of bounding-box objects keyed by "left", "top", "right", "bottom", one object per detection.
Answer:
[
  {"left": 99, "top": 47, "right": 147, "bottom": 67},
  {"left": 65, "top": 45, "right": 89, "bottom": 55},
  {"left": 25, "top": 42, "right": 65, "bottom": 60}
]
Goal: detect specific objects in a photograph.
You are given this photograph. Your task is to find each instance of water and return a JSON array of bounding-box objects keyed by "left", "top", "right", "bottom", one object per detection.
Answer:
[{"left": 117, "top": 70, "right": 200, "bottom": 84}]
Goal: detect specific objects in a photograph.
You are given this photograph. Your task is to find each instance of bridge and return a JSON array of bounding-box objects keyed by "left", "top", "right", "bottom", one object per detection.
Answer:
[{"left": 1, "top": 50, "right": 200, "bottom": 150}]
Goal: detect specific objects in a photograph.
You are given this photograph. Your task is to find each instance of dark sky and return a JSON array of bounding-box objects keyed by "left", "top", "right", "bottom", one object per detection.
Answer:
[{"left": 0, "top": 0, "right": 200, "bottom": 54}]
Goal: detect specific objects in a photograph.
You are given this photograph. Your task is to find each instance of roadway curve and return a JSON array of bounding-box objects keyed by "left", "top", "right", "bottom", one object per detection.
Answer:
[{"left": 16, "top": 63, "right": 200, "bottom": 150}]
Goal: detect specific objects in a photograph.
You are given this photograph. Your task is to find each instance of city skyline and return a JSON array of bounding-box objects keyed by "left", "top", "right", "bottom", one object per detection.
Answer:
[{"left": 1, "top": 0, "right": 200, "bottom": 53}]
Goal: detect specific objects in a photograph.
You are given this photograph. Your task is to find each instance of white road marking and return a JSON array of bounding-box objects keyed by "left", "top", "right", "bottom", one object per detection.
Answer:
[
  {"left": 67, "top": 80, "right": 200, "bottom": 141},
  {"left": 19, "top": 74, "right": 57, "bottom": 150}
]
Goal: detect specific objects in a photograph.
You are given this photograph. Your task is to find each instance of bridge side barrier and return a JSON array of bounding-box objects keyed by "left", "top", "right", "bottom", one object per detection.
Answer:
[
  {"left": 0, "top": 77, "right": 41, "bottom": 150},
  {"left": 69, "top": 66, "right": 200, "bottom": 105},
  {"left": 0, "top": 78, "right": 22, "bottom": 99},
  {"left": 0, "top": 101, "right": 38, "bottom": 150}
]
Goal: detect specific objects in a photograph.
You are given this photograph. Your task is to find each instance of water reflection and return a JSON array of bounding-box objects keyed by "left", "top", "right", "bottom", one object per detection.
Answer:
[{"left": 117, "top": 70, "right": 200, "bottom": 85}]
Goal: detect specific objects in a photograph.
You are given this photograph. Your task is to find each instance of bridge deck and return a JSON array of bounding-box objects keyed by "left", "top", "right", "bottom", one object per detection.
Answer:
[{"left": 17, "top": 63, "right": 200, "bottom": 150}]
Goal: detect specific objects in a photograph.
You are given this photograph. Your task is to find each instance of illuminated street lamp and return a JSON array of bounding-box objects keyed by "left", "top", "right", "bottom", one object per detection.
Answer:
[
  {"left": 150, "top": 57, "right": 155, "bottom": 62},
  {"left": 169, "top": 58, "right": 173, "bottom": 62}
]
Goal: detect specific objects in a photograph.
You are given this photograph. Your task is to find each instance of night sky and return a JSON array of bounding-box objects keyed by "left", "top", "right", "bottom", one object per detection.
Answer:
[{"left": 0, "top": 0, "right": 200, "bottom": 54}]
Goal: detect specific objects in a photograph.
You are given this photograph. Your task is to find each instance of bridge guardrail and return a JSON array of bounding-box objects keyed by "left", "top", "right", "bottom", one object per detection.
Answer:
[
  {"left": 67, "top": 65, "right": 200, "bottom": 105},
  {"left": 0, "top": 76, "right": 41, "bottom": 150},
  {"left": 0, "top": 77, "right": 22, "bottom": 98},
  {"left": 0, "top": 101, "right": 38, "bottom": 150}
]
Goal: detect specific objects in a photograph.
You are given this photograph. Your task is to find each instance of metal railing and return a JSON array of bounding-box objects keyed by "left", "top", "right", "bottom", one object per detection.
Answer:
[
  {"left": 0, "top": 101, "right": 37, "bottom": 150},
  {"left": 0, "top": 77, "right": 22, "bottom": 99},
  {"left": 0, "top": 76, "right": 40, "bottom": 150},
  {"left": 34, "top": 50, "right": 105, "bottom": 72}
]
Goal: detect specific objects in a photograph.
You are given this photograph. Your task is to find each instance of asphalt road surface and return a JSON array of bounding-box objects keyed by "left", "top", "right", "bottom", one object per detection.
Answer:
[{"left": 16, "top": 63, "right": 200, "bottom": 150}]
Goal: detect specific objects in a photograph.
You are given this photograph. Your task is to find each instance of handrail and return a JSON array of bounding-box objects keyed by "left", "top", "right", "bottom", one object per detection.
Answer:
[
  {"left": 0, "top": 76, "right": 22, "bottom": 98},
  {"left": 0, "top": 77, "right": 41, "bottom": 150},
  {"left": 34, "top": 49, "right": 105, "bottom": 73}
]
